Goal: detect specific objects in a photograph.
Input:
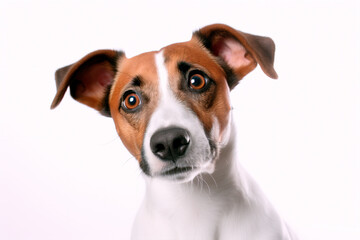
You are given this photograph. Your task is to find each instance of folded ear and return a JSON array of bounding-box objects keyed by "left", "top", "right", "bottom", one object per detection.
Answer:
[
  {"left": 195, "top": 24, "right": 278, "bottom": 89},
  {"left": 50, "top": 50, "right": 124, "bottom": 116}
]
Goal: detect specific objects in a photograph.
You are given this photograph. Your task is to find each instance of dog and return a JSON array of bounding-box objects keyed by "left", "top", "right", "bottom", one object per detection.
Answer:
[{"left": 51, "top": 24, "right": 297, "bottom": 240}]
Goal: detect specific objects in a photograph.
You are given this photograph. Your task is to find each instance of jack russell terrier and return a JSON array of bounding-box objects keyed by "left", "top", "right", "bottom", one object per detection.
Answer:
[{"left": 51, "top": 24, "right": 297, "bottom": 240}]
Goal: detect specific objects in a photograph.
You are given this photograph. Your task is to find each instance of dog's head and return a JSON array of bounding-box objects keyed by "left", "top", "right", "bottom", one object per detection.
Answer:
[{"left": 51, "top": 24, "right": 277, "bottom": 182}]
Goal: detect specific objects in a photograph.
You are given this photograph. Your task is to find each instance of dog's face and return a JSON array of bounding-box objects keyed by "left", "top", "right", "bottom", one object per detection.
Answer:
[
  {"left": 110, "top": 44, "right": 233, "bottom": 181},
  {"left": 51, "top": 24, "right": 277, "bottom": 182}
]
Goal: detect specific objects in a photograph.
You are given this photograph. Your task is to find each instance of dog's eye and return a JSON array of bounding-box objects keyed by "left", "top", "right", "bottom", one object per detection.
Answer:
[
  {"left": 122, "top": 91, "right": 141, "bottom": 112},
  {"left": 188, "top": 72, "right": 208, "bottom": 91}
]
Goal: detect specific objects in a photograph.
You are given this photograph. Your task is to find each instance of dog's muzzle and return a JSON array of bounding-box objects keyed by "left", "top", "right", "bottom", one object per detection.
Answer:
[
  {"left": 141, "top": 123, "right": 218, "bottom": 181},
  {"left": 150, "top": 127, "right": 190, "bottom": 162}
]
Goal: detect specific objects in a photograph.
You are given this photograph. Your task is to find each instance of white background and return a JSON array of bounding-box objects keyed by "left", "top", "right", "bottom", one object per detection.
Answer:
[{"left": 1, "top": 0, "right": 359, "bottom": 239}]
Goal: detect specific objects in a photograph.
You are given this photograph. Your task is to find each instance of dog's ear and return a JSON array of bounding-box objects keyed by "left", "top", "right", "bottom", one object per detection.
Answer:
[
  {"left": 195, "top": 24, "right": 278, "bottom": 89},
  {"left": 50, "top": 50, "right": 124, "bottom": 116}
]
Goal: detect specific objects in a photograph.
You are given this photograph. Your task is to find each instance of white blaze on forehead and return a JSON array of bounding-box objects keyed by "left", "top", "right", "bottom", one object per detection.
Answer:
[
  {"left": 155, "top": 52, "right": 173, "bottom": 107},
  {"left": 153, "top": 52, "right": 178, "bottom": 126},
  {"left": 152, "top": 51, "right": 202, "bottom": 130}
]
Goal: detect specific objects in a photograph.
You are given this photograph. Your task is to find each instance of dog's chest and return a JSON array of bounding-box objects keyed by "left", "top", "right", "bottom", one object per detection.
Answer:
[
  {"left": 131, "top": 177, "right": 257, "bottom": 240},
  {"left": 133, "top": 198, "right": 286, "bottom": 240},
  {"left": 131, "top": 171, "right": 291, "bottom": 240},
  {"left": 132, "top": 184, "right": 223, "bottom": 240}
]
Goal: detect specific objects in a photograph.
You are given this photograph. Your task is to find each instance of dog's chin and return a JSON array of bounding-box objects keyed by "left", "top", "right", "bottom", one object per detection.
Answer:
[
  {"left": 159, "top": 167, "right": 201, "bottom": 183},
  {"left": 155, "top": 161, "right": 215, "bottom": 183}
]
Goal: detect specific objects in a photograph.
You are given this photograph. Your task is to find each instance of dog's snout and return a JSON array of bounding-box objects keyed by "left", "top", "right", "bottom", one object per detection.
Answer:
[{"left": 150, "top": 128, "right": 190, "bottom": 161}]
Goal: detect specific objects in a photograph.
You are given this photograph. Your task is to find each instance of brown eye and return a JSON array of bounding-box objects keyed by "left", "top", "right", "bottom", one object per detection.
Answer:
[
  {"left": 122, "top": 91, "right": 141, "bottom": 111},
  {"left": 189, "top": 73, "right": 207, "bottom": 90}
]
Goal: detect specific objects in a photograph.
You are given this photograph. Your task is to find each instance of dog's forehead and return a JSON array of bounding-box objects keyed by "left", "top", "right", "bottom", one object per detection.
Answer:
[
  {"left": 162, "top": 41, "right": 216, "bottom": 67},
  {"left": 110, "top": 51, "right": 159, "bottom": 103},
  {"left": 118, "top": 51, "right": 159, "bottom": 86},
  {"left": 161, "top": 40, "right": 225, "bottom": 78},
  {"left": 113, "top": 39, "right": 224, "bottom": 89}
]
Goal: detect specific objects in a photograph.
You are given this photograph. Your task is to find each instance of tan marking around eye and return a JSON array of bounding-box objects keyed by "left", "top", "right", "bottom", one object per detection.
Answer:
[
  {"left": 162, "top": 40, "right": 232, "bottom": 141},
  {"left": 109, "top": 52, "right": 160, "bottom": 161}
]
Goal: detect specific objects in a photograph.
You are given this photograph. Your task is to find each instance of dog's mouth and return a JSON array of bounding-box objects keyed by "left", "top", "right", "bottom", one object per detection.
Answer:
[
  {"left": 161, "top": 166, "right": 195, "bottom": 176},
  {"left": 158, "top": 165, "right": 202, "bottom": 182}
]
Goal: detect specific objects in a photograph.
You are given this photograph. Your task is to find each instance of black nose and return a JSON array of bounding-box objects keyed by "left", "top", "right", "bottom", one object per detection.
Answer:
[{"left": 150, "top": 127, "right": 190, "bottom": 161}]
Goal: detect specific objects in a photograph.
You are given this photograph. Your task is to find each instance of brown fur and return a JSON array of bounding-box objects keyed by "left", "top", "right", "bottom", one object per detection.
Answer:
[
  {"left": 110, "top": 52, "right": 160, "bottom": 159},
  {"left": 163, "top": 40, "right": 231, "bottom": 140}
]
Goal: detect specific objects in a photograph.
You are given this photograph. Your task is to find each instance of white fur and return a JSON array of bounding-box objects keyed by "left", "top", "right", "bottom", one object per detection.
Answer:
[{"left": 132, "top": 52, "right": 296, "bottom": 240}]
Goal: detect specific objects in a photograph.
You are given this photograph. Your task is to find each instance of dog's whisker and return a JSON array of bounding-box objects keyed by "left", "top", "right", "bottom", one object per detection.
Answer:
[
  {"left": 99, "top": 138, "right": 118, "bottom": 147},
  {"left": 197, "top": 175, "right": 205, "bottom": 195},
  {"left": 207, "top": 173, "right": 218, "bottom": 189},
  {"left": 202, "top": 175, "right": 211, "bottom": 195},
  {"left": 119, "top": 155, "right": 137, "bottom": 168}
]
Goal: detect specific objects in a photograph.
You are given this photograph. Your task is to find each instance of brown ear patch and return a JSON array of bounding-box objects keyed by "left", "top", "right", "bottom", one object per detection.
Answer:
[
  {"left": 51, "top": 50, "right": 124, "bottom": 114},
  {"left": 211, "top": 37, "right": 257, "bottom": 82},
  {"left": 68, "top": 54, "right": 117, "bottom": 111},
  {"left": 194, "top": 24, "right": 278, "bottom": 85}
]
